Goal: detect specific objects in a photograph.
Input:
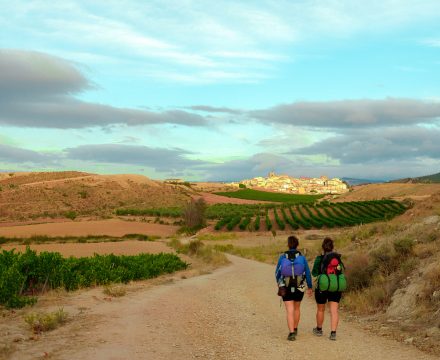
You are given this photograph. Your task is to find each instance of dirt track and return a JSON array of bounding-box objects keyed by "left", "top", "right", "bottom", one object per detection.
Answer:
[{"left": 7, "top": 255, "right": 437, "bottom": 360}]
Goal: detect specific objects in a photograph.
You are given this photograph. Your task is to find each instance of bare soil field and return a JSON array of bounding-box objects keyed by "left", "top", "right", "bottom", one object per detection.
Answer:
[
  {"left": 0, "top": 219, "right": 177, "bottom": 238},
  {"left": 190, "top": 181, "right": 236, "bottom": 192},
  {"left": 335, "top": 183, "right": 440, "bottom": 201},
  {"left": 0, "top": 240, "right": 173, "bottom": 257},
  {"left": 1, "top": 255, "right": 437, "bottom": 360}
]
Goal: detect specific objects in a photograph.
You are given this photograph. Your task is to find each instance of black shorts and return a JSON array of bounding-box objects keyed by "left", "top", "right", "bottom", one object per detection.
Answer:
[
  {"left": 315, "top": 289, "right": 342, "bottom": 304},
  {"left": 282, "top": 288, "right": 305, "bottom": 302}
]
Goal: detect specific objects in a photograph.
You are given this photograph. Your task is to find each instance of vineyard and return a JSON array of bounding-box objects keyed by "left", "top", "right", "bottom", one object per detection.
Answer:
[
  {"left": 212, "top": 200, "right": 406, "bottom": 231},
  {"left": 0, "top": 248, "right": 187, "bottom": 308},
  {"left": 116, "top": 199, "right": 407, "bottom": 232}
]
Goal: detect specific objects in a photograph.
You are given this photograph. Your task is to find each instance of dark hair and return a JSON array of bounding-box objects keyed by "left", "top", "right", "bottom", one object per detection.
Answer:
[
  {"left": 287, "top": 235, "right": 299, "bottom": 250},
  {"left": 322, "top": 237, "right": 334, "bottom": 253}
]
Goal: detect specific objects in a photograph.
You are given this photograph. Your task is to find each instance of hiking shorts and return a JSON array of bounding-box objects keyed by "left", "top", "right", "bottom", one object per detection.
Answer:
[
  {"left": 282, "top": 287, "right": 305, "bottom": 302},
  {"left": 315, "top": 289, "right": 342, "bottom": 304}
]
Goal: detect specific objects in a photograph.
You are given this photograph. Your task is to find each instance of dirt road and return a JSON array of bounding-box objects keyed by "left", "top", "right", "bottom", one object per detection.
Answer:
[{"left": 8, "top": 255, "right": 438, "bottom": 360}]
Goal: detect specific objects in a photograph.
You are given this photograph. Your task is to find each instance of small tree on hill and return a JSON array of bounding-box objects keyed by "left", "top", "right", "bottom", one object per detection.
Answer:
[{"left": 184, "top": 198, "right": 207, "bottom": 229}]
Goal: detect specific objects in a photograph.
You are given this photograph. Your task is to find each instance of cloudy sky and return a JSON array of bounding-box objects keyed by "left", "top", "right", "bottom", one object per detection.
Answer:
[{"left": 1, "top": 0, "right": 440, "bottom": 181}]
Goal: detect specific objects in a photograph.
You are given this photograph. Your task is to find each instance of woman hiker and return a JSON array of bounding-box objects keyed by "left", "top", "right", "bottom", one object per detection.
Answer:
[
  {"left": 275, "top": 235, "right": 313, "bottom": 341},
  {"left": 312, "top": 237, "right": 343, "bottom": 341}
]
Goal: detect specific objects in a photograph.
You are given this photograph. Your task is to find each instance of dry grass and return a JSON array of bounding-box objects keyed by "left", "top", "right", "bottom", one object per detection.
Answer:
[
  {"left": 343, "top": 283, "right": 389, "bottom": 314},
  {"left": 421, "top": 262, "right": 440, "bottom": 303},
  {"left": 0, "top": 343, "right": 14, "bottom": 359},
  {"left": 103, "top": 285, "right": 127, "bottom": 297},
  {"left": 213, "top": 242, "right": 287, "bottom": 264},
  {"left": 24, "top": 308, "right": 68, "bottom": 334},
  {"left": 169, "top": 239, "right": 230, "bottom": 266},
  {"left": 197, "top": 233, "right": 237, "bottom": 241}
]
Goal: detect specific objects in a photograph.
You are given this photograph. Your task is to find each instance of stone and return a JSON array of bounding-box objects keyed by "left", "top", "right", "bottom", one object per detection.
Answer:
[
  {"left": 404, "top": 337, "right": 414, "bottom": 345},
  {"left": 423, "top": 215, "right": 440, "bottom": 225}
]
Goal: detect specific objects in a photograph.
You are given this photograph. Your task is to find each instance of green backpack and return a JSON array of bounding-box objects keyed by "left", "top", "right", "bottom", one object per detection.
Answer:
[{"left": 317, "top": 252, "right": 347, "bottom": 292}]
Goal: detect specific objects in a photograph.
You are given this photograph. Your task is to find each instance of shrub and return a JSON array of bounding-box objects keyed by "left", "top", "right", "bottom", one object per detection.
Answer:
[
  {"left": 64, "top": 211, "right": 77, "bottom": 220},
  {"left": 238, "top": 183, "right": 246, "bottom": 188},
  {"left": 78, "top": 190, "right": 88, "bottom": 199},
  {"left": 184, "top": 198, "right": 207, "bottom": 229},
  {"left": 265, "top": 211, "right": 272, "bottom": 231},
  {"left": 239, "top": 216, "right": 251, "bottom": 230},
  {"left": 344, "top": 254, "right": 375, "bottom": 290},
  {"left": 172, "top": 240, "right": 229, "bottom": 266},
  {"left": 103, "top": 285, "right": 127, "bottom": 297},
  {"left": 254, "top": 215, "right": 260, "bottom": 231},
  {"left": 369, "top": 244, "right": 399, "bottom": 275},
  {"left": 24, "top": 308, "right": 68, "bottom": 333},
  {"left": 226, "top": 216, "right": 241, "bottom": 231},
  {"left": 393, "top": 237, "right": 415, "bottom": 256}
]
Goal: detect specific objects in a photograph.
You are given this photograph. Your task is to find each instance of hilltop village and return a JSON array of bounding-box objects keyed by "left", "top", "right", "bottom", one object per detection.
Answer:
[{"left": 238, "top": 172, "right": 349, "bottom": 194}]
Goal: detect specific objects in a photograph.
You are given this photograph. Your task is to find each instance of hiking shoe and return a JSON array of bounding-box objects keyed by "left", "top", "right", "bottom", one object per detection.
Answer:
[
  {"left": 287, "top": 332, "right": 296, "bottom": 341},
  {"left": 329, "top": 332, "right": 336, "bottom": 341},
  {"left": 312, "top": 327, "right": 323, "bottom": 337}
]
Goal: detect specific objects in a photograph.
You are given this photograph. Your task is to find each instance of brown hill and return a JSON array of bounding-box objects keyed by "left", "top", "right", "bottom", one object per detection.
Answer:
[
  {"left": 0, "top": 171, "right": 192, "bottom": 222},
  {"left": 334, "top": 183, "right": 440, "bottom": 202}
]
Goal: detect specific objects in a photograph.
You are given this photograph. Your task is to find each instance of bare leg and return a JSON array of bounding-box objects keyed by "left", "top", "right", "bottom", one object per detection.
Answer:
[
  {"left": 329, "top": 301, "right": 339, "bottom": 331},
  {"left": 284, "top": 301, "right": 295, "bottom": 332},
  {"left": 316, "top": 304, "right": 325, "bottom": 328},
  {"left": 293, "top": 301, "right": 301, "bottom": 330}
]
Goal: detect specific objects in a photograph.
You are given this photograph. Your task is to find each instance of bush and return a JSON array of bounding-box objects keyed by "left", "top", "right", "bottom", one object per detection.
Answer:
[
  {"left": 64, "top": 211, "right": 77, "bottom": 220},
  {"left": 184, "top": 198, "right": 207, "bottom": 229},
  {"left": 171, "top": 240, "right": 229, "bottom": 266},
  {"left": 103, "top": 285, "right": 127, "bottom": 297},
  {"left": 369, "top": 244, "right": 399, "bottom": 275},
  {"left": 393, "top": 237, "right": 415, "bottom": 256},
  {"left": 344, "top": 254, "right": 375, "bottom": 290},
  {"left": 238, "top": 183, "right": 246, "bottom": 188},
  {"left": 78, "top": 190, "right": 88, "bottom": 199},
  {"left": 24, "top": 308, "right": 68, "bottom": 333}
]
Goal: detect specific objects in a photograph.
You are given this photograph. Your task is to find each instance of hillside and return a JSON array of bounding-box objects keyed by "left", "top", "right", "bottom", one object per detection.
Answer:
[
  {"left": 392, "top": 172, "right": 440, "bottom": 184},
  {"left": 334, "top": 182, "right": 440, "bottom": 202},
  {"left": 338, "top": 190, "right": 440, "bottom": 354},
  {"left": 0, "top": 172, "right": 193, "bottom": 222}
]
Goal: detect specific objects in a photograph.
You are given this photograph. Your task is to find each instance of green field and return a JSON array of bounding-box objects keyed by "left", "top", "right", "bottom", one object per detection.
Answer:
[
  {"left": 0, "top": 248, "right": 187, "bottom": 308},
  {"left": 214, "top": 189, "right": 323, "bottom": 203}
]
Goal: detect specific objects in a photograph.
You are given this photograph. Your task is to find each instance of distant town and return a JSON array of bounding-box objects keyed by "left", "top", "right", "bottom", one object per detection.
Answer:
[{"left": 236, "top": 172, "right": 349, "bottom": 195}]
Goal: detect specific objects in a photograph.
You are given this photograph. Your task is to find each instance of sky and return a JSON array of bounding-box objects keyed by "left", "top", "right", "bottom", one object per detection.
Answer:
[{"left": 1, "top": 0, "right": 440, "bottom": 181}]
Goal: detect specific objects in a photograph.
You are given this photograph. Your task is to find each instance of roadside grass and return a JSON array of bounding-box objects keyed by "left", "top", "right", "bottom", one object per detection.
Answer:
[
  {"left": 24, "top": 308, "right": 68, "bottom": 334},
  {"left": 168, "top": 238, "right": 229, "bottom": 266},
  {"left": 339, "top": 219, "right": 440, "bottom": 319},
  {"left": 213, "top": 242, "right": 287, "bottom": 264},
  {"left": 0, "top": 233, "right": 160, "bottom": 245},
  {"left": 103, "top": 285, "right": 127, "bottom": 297},
  {"left": 197, "top": 233, "right": 237, "bottom": 241}
]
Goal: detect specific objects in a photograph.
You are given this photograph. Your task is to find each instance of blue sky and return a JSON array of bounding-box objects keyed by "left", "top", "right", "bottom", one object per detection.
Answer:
[{"left": 1, "top": 0, "right": 440, "bottom": 181}]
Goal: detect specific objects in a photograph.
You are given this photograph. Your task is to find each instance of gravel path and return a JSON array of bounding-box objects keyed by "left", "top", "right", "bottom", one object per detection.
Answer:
[{"left": 11, "top": 255, "right": 439, "bottom": 360}]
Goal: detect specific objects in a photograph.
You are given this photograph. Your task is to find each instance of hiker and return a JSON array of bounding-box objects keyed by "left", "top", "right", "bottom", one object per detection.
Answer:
[
  {"left": 275, "top": 235, "right": 313, "bottom": 341},
  {"left": 312, "top": 237, "right": 345, "bottom": 341}
]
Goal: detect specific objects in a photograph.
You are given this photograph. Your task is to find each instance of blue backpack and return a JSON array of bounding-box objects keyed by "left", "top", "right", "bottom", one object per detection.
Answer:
[{"left": 280, "top": 251, "right": 305, "bottom": 277}]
